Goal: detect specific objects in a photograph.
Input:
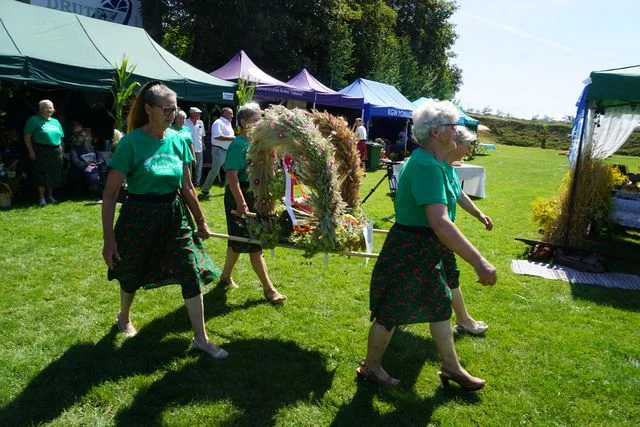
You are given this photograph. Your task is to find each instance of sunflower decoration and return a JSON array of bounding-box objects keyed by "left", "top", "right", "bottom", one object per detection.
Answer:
[{"left": 246, "top": 105, "right": 367, "bottom": 256}]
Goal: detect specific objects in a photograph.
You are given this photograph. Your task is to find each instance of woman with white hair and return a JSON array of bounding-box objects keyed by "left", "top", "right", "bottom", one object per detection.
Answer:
[
  {"left": 442, "top": 126, "right": 492, "bottom": 336},
  {"left": 357, "top": 100, "right": 497, "bottom": 391},
  {"left": 23, "top": 99, "right": 65, "bottom": 206}
]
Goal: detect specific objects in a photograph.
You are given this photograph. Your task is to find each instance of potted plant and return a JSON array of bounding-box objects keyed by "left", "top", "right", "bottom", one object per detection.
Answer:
[{"left": 0, "top": 159, "right": 25, "bottom": 210}]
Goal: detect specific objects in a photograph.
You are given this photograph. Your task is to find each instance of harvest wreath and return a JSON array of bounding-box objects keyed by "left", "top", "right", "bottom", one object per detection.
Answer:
[{"left": 241, "top": 105, "right": 369, "bottom": 257}]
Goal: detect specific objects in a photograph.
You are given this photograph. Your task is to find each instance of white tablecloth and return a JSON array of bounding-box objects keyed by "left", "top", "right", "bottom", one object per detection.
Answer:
[
  {"left": 388, "top": 161, "right": 486, "bottom": 198},
  {"left": 455, "top": 163, "right": 486, "bottom": 198}
]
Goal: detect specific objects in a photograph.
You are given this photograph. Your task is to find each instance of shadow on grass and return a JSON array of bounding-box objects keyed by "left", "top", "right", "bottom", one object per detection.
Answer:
[
  {"left": 570, "top": 283, "right": 640, "bottom": 312},
  {"left": 330, "top": 328, "right": 481, "bottom": 425},
  {"left": 0, "top": 287, "right": 332, "bottom": 425}
]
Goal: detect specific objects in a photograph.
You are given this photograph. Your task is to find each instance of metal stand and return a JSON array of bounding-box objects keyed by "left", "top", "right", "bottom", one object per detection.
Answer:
[{"left": 359, "top": 161, "right": 399, "bottom": 206}]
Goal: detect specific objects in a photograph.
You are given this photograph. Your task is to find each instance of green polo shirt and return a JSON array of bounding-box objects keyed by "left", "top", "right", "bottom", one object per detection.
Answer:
[
  {"left": 24, "top": 115, "right": 64, "bottom": 146},
  {"left": 108, "top": 128, "right": 193, "bottom": 195},
  {"left": 169, "top": 124, "right": 194, "bottom": 148},
  {"left": 394, "top": 148, "right": 461, "bottom": 227},
  {"left": 224, "top": 135, "right": 250, "bottom": 183}
]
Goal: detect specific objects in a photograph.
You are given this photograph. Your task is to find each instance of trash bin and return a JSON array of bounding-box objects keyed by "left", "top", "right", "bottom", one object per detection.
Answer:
[{"left": 365, "top": 142, "right": 383, "bottom": 171}]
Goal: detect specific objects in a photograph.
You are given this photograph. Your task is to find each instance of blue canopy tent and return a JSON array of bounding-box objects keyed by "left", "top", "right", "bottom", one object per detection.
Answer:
[
  {"left": 339, "top": 78, "right": 414, "bottom": 123},
  {"left": 412, "top": 97, "right": 479, "bottom": 131}
]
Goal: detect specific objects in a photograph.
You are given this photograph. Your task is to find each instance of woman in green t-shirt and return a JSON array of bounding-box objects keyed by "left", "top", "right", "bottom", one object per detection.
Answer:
[
  {"left": 358, "top": 100, "right": 497, "bottom": 391},
  {"left": 23, "top": 99, "right": 65, "bottom": 207},
  {"left": 218, "top": 103, "right": 286, "bottom": 304},
  {"left": 442, "top": 126, "right": 493, "bottom": 336},
  {"left": 101, "top": 81, "right": 227, "bottom": 360}
]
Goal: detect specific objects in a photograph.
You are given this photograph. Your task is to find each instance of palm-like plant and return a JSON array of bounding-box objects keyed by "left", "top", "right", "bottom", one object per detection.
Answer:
[{"left": 111, "top": 55, "right": 140, "bottom": 132}]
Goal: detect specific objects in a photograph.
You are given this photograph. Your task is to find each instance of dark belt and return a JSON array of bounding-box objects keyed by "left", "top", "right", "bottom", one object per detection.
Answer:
[
  {"left": 393, "top": 222, "right": 437, "bottom": 237},
  {"left": 127, "top": 192, "right": 177, "bottom": 203}
]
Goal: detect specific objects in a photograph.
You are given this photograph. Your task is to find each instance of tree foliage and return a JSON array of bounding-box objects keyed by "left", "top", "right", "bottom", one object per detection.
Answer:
[{"left": 140, "top": 0, "right": 462, "bottom": 99}]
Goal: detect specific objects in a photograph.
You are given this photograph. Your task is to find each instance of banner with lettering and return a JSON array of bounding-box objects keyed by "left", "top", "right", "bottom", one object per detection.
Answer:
[{"left": 31, "top": 0, "right": 142, "bottom": 27}]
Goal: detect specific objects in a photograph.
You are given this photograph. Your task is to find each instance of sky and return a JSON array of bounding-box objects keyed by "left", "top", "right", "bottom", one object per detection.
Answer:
[{"left": 451, "top": 0, "right": 639, "bottom": 119}]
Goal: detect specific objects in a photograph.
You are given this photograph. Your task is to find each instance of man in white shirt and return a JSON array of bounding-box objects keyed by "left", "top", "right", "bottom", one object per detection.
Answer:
[
  {"left": 185, "top": 107, "right": 206, "bottom": 186},
  {"left": 354, "top": 117, "right": 368, "bottom": 169},
  {"left": 201, "top": 107, "right": 235, "bottom": 195}
]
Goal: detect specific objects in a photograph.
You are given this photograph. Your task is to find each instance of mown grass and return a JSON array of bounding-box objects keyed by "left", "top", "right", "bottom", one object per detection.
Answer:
[{"left": 0, "top": 144, "right": 639, "bottom": 426}]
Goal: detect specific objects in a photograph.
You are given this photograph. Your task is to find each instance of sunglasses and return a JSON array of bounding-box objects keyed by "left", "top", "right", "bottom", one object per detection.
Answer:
[{"left": 154, "top": 105, "right": 178, "bottom": 116}]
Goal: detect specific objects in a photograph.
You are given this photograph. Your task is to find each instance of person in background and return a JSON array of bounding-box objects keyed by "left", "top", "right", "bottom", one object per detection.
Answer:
[
  {"left": 354, "top": 117, "right": 368, "bottom": 170},
  {"left": 443, "top": 126, "right": 491, "bottom": 336},
  {"left": 219, "top": 103, "right": 286, "bottom": 304},
  {"left": 23, "top": 99, "right": 65, "bottom": 206},
  {"left": 102, "top": 81, "right": 228, "bottom": 359},
  {"left": 185, "top": 107, "right": 206, "bottom": 186},
  {"left": 68, "top": 125, "right": 104, "bottom": 201},
  {"left": 201, "top": 107, "right": 235, "bottom": 196},
  {"left": 171, "top": 109, "right": 196, "bottom": 176},
  {"left": 357, "top": 100, "right": 496, "bottom": 391}
]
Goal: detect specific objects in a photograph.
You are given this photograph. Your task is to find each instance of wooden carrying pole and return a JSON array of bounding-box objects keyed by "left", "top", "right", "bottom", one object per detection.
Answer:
[
  {"left": 209, "top": 232, "right": 379, "bottom": 259},
  {"left": 222, "top": 210, "right": 390, "bottom": 258}
]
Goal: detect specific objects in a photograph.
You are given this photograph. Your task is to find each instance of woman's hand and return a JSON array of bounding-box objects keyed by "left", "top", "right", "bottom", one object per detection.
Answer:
[
  {"left": 235, "top": 202, "right": 250, "bottom": 216},
  {"left": 196, "top": 221, "right": 213, "bottom": 239},
  {"left": 28, "top": 151, "right": 36, "bottom": 161},
  {"left": 102, "top": 236, "right": 121, "bottom": 269},
  {"left": 477, "top": 213, "right": 493, "bottom": 231},
  {"left": 474, "top": 258, "right": 497, "bottom": 286}
]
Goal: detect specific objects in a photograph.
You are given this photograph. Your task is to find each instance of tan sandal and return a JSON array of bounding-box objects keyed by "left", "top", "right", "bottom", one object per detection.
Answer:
[
  {"left": 217, "top": 276, "right": 239, "bottom": 290},
  {"left": 264, "top": 289, "right": 286, "bottom": 304}
]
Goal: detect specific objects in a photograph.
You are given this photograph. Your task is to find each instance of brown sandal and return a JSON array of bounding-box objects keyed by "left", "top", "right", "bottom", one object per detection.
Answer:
[
  {"left": 264, "top": 289, "right": 286, "bottom": 304},
  {"left": 217, "top": 276, "right": 239, "bottom": 289},
  {"left": 356, "top": 362, "right": 400, "bottom": 387}
]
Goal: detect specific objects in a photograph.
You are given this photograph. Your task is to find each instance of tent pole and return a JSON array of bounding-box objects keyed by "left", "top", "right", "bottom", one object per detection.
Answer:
[{"left": 564, "top": 104, "right": 589, "bottom": 246}]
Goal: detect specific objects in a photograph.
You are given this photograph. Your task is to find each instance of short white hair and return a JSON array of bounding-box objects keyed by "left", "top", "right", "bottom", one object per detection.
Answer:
[
  {"left": 38, "top": 99, "right": 53, "bottom": 110},
  {"left": 176, "top": 109, "right": 187, "bottom": 119},
  {"left": 456, "top": 126, "right": 477, "bottom": 145},
  {"left": 412, "top": 100, "right": 459, "bottom": 144}
]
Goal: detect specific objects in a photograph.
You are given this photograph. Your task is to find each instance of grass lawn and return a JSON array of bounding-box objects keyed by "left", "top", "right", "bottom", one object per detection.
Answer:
[{"left": 0, "top": 144, "right": 639, "bottom": 426}]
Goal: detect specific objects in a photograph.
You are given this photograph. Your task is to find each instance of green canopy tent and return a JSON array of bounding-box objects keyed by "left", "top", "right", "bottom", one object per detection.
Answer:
[{"left": 0, "top": 0, "right": 235, "bottom": 102}]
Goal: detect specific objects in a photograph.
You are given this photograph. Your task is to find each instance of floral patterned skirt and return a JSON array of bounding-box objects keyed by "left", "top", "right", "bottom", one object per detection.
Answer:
[
  {"left": 108, "top": 193, "right": 221, "bottom": 299},
  {"left": 442, "top": 249, "right": 460, "bottom": 289},
  {"left": 224, "top": 183, "right": 261, "bottom": 253},
  {"left": 369, "top": 223, "right": 452, "bottom": 329}
]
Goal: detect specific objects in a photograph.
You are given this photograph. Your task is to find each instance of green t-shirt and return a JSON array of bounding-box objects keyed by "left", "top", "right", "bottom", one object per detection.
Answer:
[
  {"left": 224, "top": 135, "right": 250, "bottom": 183},
  {"left": 24, "top": 115, "right": 64, "bottom": 146},
  {"left": 442, "top": 163, "right": 462, "bottom": 221},
  {"left": 108, "top": 128, "right": 194, "bottom": 195},
  {"left": 169, "top": 124, "right": 193, "bottom": 147},
  {"left": 394, "top": 148, "right": 461, "bottom": 227}
]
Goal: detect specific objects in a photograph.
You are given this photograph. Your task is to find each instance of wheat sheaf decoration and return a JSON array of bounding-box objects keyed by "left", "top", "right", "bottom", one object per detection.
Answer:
[
  {"left": 246, "top": 105, "right": 366, "bottom": 257},
  {"left": 311, "top": 110, "right": 363, "bottom": 208}
]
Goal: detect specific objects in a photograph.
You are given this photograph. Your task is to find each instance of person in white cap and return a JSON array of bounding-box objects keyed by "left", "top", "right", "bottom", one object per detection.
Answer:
[{"left": 185, "top": 107, "right": 206, "bottom": 186}]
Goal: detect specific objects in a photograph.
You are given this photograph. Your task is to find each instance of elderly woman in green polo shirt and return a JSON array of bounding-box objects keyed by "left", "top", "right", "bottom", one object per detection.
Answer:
[
  {"left": 102, "top": 81, "right": 228, "bottom": 360},
  {"left": 357, "top": 100, "right": 497, "bottom": 391},
  {"left": 171, "top": 109, "right": 196, "bottom": 176},
  {"left": 23, "top": 99, "right": 65, "bottom": 207}
]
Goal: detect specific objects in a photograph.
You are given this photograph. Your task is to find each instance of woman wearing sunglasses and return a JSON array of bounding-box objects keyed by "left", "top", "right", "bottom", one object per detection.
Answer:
[{"left": 101, "top": 81, "right": 228, "bottom": 359}]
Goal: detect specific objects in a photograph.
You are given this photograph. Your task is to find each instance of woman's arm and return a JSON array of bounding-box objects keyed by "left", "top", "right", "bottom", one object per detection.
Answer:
[
  {"left": 457, "top": 192, "right": 493, "bottom": 230},
  {"left": 24, "top": 134, "right": 36, "bottom": 160},
  {"left": 226, "top": 170, "right": 249, "bottom": 215},
  {"left": 180, "top": 164, "right": 211, "bottom": 238},
  {"left": 426, "top": 204, "right": 497, "bottom": 285},
  {"left": 102, "top": 169, "right": 124, "bottom": 269}
]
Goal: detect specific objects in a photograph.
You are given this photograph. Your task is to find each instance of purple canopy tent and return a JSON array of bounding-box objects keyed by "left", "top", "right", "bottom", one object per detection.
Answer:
[
  {"left": 286, "top": 68, "right": 364, "bottom": 109},
  {"left": 210, "top": 50, "right": 309, "bottom": 102}
]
